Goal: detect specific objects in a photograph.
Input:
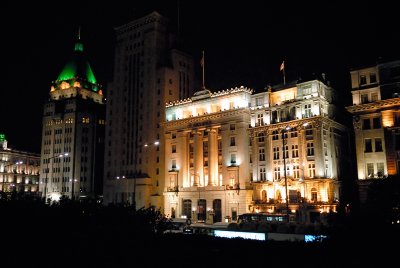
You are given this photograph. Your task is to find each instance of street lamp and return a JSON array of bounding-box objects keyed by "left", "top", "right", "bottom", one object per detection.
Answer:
[
  {"left": 281, "top": 126, "right": 290, "bottom": 223},
  {"left": 43, "top": 153, "right": 69, "bottom": 203},
  {"left": 1, "top": 161, "right": 23, "bottom": 193}
]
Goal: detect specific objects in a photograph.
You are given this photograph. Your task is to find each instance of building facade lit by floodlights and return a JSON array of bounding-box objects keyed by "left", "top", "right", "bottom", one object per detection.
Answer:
[
  {"left": 164, "top": 86, "right": 253, "bottom": 222},
  {"left": 346, "top": 60, "right": 400, "bottom": 180},
  {"left": 164, "top": 78, "right": 351, "bottom": 224},
  {"left": 103, "top": 11, "right": 195, "bottom": 209},
  {"left": 39, "top": 36, "right": 105, "bottom": 202},
  {"left": 249, "top": 79, "right": 350, "bottom": 223},
  {"left": 346, "top": 59, "right": 400, "bottom": 204},
  {"left": 0, "top": 135, "right": 40, "bottom": 195}
]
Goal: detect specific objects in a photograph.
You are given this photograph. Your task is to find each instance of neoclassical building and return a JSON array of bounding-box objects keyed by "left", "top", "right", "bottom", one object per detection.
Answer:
[
  {"left": 164, "top": 79, "right": 350, "bottom": 224},
  {"left": 249, "top": 80, "right": 349, "bottom": 223},
  {"left": 164, "top": 87, "right": 253, "bottom": 222},
  {"left": 346, "top": 60, "right": 400, "bottom": 180},
  {"left": 39, "top": 37, "right": 105, "bottom": 202},
  {"left": 346, "top": 60, "right": 400, "bottom": 204},
  {"left": 0, "top": 135, "right": 40, "bottom": 195}
]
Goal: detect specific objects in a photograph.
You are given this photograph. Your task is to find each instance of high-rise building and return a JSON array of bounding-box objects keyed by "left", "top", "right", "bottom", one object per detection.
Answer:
[
  {"left": 103, "top": 11, "right": 194, "bottom": 209},
  {"left": 0, "top": 134, "right": 40, "bottom": 195},
  {"left": 346, "top": 59, "right": 400, "bottom": 204},
  {"left": 39, "top": 37, "right": 105, "bottom": 202},
  {"left": 164, "top": 79, "right": 350, "bottom": 224}
]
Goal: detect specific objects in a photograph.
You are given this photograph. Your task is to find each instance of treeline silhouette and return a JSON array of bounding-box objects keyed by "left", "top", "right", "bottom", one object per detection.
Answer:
[{"left": 0, "top": 181, "right": 398, "bottom": 268}]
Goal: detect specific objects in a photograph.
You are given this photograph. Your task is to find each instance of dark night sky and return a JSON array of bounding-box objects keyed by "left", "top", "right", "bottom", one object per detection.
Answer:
[{"left": 3, "top": 0, "right": 399, "bottom": 153}]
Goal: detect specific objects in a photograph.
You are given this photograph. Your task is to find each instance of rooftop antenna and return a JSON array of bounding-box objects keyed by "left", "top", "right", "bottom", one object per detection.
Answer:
[{"left": 78, "top": 26, "right": 81, "bottom": 40}]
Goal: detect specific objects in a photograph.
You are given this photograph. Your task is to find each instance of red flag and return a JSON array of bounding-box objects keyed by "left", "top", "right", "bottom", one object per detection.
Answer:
[{"left": 280, "top": 61, "right": 285, "bottom": 71}]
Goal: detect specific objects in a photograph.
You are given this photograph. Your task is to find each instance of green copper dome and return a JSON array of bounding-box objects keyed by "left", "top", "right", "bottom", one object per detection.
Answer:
[{"left": 56, "top": 40, "right": 97, "bottom": 85}]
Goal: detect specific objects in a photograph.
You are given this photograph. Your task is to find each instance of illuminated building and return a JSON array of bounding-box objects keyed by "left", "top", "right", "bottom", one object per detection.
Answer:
[
  {"left": 39, "top": 36, "right": 105, "bottom": 202},
  {"left": 346, "top": 60, "right": 400, "bottom": 203},
  {"left": 346, "top": 60, "right": 400, "bottom": 180},
  {"left": 103, "top": 11, "right": 194, "bottom": 209},
  {"left": 249, "top": 79, "right": 349, "bottom": 223},
  {"left": 0, "top": 134, "right": 40, "bottom": 195},
  {"left": 164, "top": 87, "right": 253, "bottom": 222},
  {"left": 164, "top": 78, "right": 350, "bottom": 224}
]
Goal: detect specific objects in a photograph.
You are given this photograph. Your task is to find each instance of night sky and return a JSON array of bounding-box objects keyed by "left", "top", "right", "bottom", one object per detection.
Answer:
[{"left": 3, "top": 0, "right": 399, "bottom": 153}]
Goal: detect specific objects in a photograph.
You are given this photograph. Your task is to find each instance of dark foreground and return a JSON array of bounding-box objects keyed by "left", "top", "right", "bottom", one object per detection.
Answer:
[{"left": 1, "top": 198, "right": 398, "bottom": 268}]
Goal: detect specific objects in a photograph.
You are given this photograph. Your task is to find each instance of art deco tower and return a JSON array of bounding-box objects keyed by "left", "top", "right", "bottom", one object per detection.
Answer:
[
  {"left": 103, "top": 11, "right": 194, "bottom": 209},
  {"left": 39, "top": 36, "right": 105, "bottom": 202}
]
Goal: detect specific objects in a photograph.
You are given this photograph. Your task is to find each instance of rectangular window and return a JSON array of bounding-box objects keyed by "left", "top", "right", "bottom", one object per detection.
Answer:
[
  {"left": 307, "top": 142, "right": 314, "bottom": 156},
  {"left": 373, "top": 117, "right": 381, "bottom": 129},
  {"left": 273, "top": 147, "right": 279, "bottom": 160},
  {"left": 274, "top": 167, "right": 280, "bottom": 181},
  {"left": 259, "top": 148, "right": 265, "bottom": 161},
  {"left": 308, "top": 163, "right": 315, "bottom": 178},
  {"left": 363, "top": 119, "right": 371, "bottom": 129},
  {"left": 230, "top": 124, "right": 235, "bottom": 131},
  {"left": 370, "top": 73, "right": 377, "bottom": 83},
  {"left": 366, "top": 163, "right": 374, "bottom": 178},
  {"left": 256, "top": 97, "right": 263, "bottom": 106},
  {"left": 172, "top": 160, "right": 176, "bottom": 169},
  {"left": 257, "top": 114, "right": 264, "bottom": 126},
  {"left": 172, "top": 145, "right": 176, "bottom": 153},
  {"left": 360, "top": 75, "right": 367, "bottom": 85},
  {"left": 293, "top": 165, "right": 300, "bottom": 179},
  {"left": 259, "top": 167, "right": 266, "bottom": 181},
  {"left": 231, "top": 154, "right": 236, "bottom": 164},
  {"left": 292, "top": 145, "right": 299, "bottom": 158},
  {"left": 172, "top": 133, "right": 176, "bottom": 139},
  {"left": 230, "top": 137, "right": 236, "bottom": 146},
  {"left": 304, "top": 104, "right": 312, "bottom": 118},
  {"left": 375, "top": 138, "right": 383, "bottom": 152},
  {"left": 365, "top": 139, "right": 372, "bottom": 152},
  {"left": 258, "top": 133, "right": 265, "bottom": 143},
  {"left": 283, "top": 145, "right": 289, "bottom": 159},
  {"left": 377, "top": 163, "right": 384, "bottom": 177},
  {"left": 361, "top": 94, "right": 368, "bottom": 104}
]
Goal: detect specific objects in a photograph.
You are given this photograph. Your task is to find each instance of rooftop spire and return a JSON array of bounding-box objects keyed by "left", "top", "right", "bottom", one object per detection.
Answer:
[{"left": 78, "top": 26, "right": 81, "bottom": 40}]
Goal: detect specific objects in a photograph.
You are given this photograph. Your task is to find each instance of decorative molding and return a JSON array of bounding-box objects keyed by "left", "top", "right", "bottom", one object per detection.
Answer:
[{"left": 346, "top": 98, "right": 400, "bottom": 113}]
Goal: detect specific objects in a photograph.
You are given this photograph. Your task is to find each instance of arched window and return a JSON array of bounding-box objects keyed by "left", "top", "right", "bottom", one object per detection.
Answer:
[
  {"left": 261, "top": 190, "right": 267, "bottom": 202},
  {"left": 311, "top": 188, "right": 318, "bottom": 202}
]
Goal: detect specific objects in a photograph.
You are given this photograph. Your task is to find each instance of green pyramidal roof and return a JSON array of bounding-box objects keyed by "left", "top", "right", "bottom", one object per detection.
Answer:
[{"left": 57, "top": 40, "right": 97, "bottom": 84}]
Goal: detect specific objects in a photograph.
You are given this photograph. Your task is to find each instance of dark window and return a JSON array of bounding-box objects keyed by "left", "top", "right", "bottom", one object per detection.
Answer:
[
  {"left": 373, "top": 117, "right": 381, "bottom": 129},
  {"left": 375, "top": 138, "right": 383, "bottom": 152},
  {"left": 365, "top": 139, "right": 372, "bottom": 152},
  {"left": 363, "top": 119, "right": 371, "bottom": 129},
  {"left": 360, "top": 75, "right": 367, "bottom": 85},
  {"left": 370, "top": 73, "right": 377, "bottom": 83}
]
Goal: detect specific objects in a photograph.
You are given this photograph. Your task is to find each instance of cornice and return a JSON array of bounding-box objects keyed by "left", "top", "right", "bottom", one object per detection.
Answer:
[
  {"left": 248, "top": 116, "right": 347, "bottom": 135},
  {"left": 163, "top": 108, "right": 250, "bottom": 128},
  {"left": 346, "top": 98, "right": 400, "bottom": 114}
]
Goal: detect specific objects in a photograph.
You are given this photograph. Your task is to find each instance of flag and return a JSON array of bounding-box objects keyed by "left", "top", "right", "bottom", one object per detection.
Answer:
[
  {"left": 200, "top": 53, "right": 204, "bottom": 67},
  {"left": 280, "top": 61, "right": 285, "bottom": 71}
]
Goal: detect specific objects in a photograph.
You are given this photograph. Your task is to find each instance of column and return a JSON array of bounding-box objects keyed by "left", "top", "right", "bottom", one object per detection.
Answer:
[
  {"left": 208, "top": 128, "right": 218, "bottom": 186},
  {"left": 193, "top": 130, "right": 203, "bottom": 186},
  {"left": 179, "top": 131, "right": 189, "bottom": 187}
]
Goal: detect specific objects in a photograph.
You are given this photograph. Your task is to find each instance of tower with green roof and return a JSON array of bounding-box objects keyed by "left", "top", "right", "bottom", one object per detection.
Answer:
[{"left": 39, "top": 34, "right": 105, "bottom": 202}]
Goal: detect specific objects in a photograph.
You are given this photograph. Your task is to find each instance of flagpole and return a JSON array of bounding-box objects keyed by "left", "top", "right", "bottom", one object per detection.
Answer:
[
  {"left": 202, "top": 50, "right": 205, "bottom": 89},
  {"left": 282, "top": 60, "right": 286, "bottom": 85}
]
